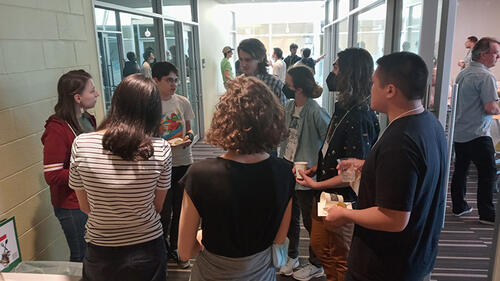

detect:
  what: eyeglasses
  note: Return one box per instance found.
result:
[165,77,179,84]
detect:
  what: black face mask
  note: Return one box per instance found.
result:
[326,72,337,92]
[282,84,296,99]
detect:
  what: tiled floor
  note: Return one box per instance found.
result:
[165,141,496,280]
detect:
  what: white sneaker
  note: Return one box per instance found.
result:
[292,264,325,281]
[278,257,299,276]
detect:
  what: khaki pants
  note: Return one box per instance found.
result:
[310,205,354,281]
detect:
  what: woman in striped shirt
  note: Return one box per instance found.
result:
[69,74,172,281]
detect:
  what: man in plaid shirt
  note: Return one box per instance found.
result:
[237,38,286,105]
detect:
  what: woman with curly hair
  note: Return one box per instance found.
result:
[178,77,295,281]
[296,48,380,281]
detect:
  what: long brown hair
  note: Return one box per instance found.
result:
[287,65,323,98]
[98,74,162,161]
[55,70,92,135]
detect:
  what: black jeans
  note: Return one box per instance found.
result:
[287,190,322,267]
[451,136,496,221]
[160,165,190,253]
[83,237,167,281]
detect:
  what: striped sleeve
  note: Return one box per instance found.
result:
[69,137,84,190]
[157,140,172,190]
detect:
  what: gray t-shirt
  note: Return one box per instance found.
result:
[454,61,499,143]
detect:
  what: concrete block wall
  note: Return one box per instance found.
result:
[0,0,103,261]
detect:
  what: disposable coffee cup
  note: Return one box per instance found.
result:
[294,162,308,180]
[338,158,356,182]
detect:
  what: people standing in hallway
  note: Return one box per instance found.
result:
[296,48,379,281]
[152,61,195,268]
[123,52,140,78]
[178,77,294,281]
[329,52,447,281]
[220,46,235,89]
[451,37,500,225]
[295,48,325,75]
[284,43,301,70]
[41,70,98,262]
[69,74,171,281]
[278,65,330,280]
[458,36,478,69]
[238,38,286,104]
[272,47,287,83]
[142,47,155,78]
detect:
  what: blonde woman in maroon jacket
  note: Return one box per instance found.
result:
[41,70,99,262]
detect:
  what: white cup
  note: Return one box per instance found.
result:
[294,162,308,180]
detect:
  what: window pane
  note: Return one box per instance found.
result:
[95,8,117,31]
[163,0,192,22]
[357,0,377,8]
[400,0,423,53]
[120,13,158,71]
[98,0,153,13]
[327,0,334,23]
[338,0,350,18]
[337,19,348,52]
[164,20,180,73]
[237,24,269,35]
[356,4,386,62]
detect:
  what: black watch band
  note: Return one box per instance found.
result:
[186,132,194,141]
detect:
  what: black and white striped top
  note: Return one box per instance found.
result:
[69,132,172,247]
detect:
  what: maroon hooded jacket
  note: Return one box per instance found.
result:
[41,114,96,209]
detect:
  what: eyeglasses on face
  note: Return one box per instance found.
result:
[165,77,179,84]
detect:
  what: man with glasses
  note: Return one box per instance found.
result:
[152,62,195,269]
[451,37,500,226]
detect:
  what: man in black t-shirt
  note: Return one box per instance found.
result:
[284,43,301,70]
[327,52,447,281]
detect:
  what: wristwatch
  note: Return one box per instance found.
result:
[186,132,194,141]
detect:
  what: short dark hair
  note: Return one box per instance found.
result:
[152,61,179,80]
[206,77,287,154]
[126,52,136,62]
[302,48,311,58]
[143,47,154,62]
[98,74,162,161]
[471,37,500,61]
[290,43,298,50]
[237,38,268,74]
[55,70,93,135]
[273,48,283,59]
[467,36,478,43]
[376,52,428,100]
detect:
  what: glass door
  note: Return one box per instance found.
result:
[181,24,202,140]
[98,32,122,111]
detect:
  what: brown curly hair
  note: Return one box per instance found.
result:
[206,77,287,154]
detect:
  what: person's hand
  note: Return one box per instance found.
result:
[337,158,364,174]
[196,229,204,250]
[325,205,349,228]
[182,135,192,148]
[304,165,317,177]
[296,170,318,188]
[458,61,465,67]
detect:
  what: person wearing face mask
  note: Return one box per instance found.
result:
[296,48,379,281]
[142,47,155,78]
[278,65,330,280]
[41,70,99,262]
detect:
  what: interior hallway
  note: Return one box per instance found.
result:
[165,141,495,281]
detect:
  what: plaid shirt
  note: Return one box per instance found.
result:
[256,73,286,105]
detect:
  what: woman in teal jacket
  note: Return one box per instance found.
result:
[278,65,330,280]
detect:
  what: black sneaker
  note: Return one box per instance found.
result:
[453,206,473,217]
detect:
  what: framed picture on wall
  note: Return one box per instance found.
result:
[0,217,22,272]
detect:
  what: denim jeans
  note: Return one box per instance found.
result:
[160,165,189,254]
[287,190,322,267]
[53,207,87,262]
[451,136,497,221]
[83,236,167,281]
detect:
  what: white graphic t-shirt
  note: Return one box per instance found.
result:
[160,94,195,166]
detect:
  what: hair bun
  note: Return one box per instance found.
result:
[311,83,323,99]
